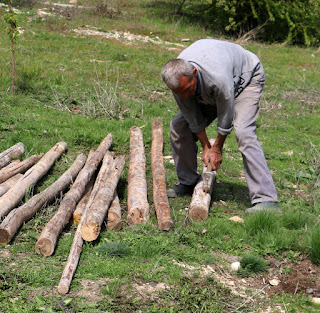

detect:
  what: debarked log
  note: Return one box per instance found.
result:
[151,119,173,231]
[35,134,112,256]
[58,149,115,294]
[0,142,25,170]
[106,192,122,231]
[72,176,95,225]
[0,153,44,184]
[127,126,149,225]
[81,152,125,242]
[0,142,68,220]
[0,154,86,244]
[189,139,216,221]
[0,174,23,197]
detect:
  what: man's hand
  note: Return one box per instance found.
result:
[202,144,223,170]
[196,130,227,171]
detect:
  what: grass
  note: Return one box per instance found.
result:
[0,0,320,312]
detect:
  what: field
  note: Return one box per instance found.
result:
[0,0,320,312]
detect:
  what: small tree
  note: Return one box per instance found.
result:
[3,0,18,95]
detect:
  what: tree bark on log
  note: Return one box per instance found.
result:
[0,154,44,184]
[58,148,115,294]
[0,154,86,244]
[106,192,122,231]
[0,142,67,220]
[81,152,125,242]
[0,142,25,170]
[0,174,23,197]
[151,119,174,231]
[127,126,149,225]
[72,176,94,225]
[189,139,216,221]
[1,160,21,171]
[35,135,112,256]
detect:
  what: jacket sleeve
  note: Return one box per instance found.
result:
[173,93,208,133]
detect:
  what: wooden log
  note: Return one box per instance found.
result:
[151,119,174,231]
[72,176,94,225]
[0,142,67,220]
[1,160,21,171]
[189,139,216,221]
[127,126,149,225]
[0,154,44,184]
[106,192,122,231]
[35,135,112,256]
[0,142,25,170]
[81,152,125,242]
[0,154,86,244]
[58,149,115,294]
[0,174,23,197]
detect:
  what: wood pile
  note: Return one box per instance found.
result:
[0,119,200,293]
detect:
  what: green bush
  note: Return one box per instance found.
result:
[178,0,320,46]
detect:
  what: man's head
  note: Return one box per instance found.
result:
[161,59,198,99]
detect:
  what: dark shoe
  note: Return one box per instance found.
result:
[245,201,282,214]
[167,183,196,198]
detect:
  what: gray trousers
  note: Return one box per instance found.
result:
[170,64,278,204]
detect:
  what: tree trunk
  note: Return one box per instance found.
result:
[72,176,95,225]
[0,174,23,197]
[0,142,67,220]
[58,148,115,294]
[0,142,24,170]
[189,139,216,221]
[106,192,122,231]
[0,154,44,184]
[0,154,86,244]
[151,119,174,231]
[127,126,149,225]
[35,135,112,256]
[81,152,125,242]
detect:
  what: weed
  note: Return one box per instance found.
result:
[245,210,281,235]
[237,254,269,277]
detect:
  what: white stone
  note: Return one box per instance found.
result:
[229,216,244,223]
[311,297,320,304]
[269,279,280,286]
[231,262,241,271]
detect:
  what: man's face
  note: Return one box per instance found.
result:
[172,68,198,99]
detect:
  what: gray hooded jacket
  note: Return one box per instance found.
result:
[173,39,261,135]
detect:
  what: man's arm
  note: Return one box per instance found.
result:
[196,129,227,170]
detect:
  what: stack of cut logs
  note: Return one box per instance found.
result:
[0,118,214,294]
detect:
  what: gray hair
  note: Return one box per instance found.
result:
[161,59,194,90]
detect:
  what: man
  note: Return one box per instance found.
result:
[161,39,281,213]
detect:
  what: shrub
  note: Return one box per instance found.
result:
[176,0,320,46]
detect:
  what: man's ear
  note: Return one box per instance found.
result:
[193,67,198,75]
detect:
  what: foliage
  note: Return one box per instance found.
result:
[176,0,320,46]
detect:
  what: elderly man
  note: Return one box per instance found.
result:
[161,39,280,213]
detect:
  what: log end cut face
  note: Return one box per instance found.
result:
[81,221,101,242]
[35,238,55,257]
[158,218,174,231]
[57,284,69,295]
[188,207,209,221]
[0,229,10,244]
